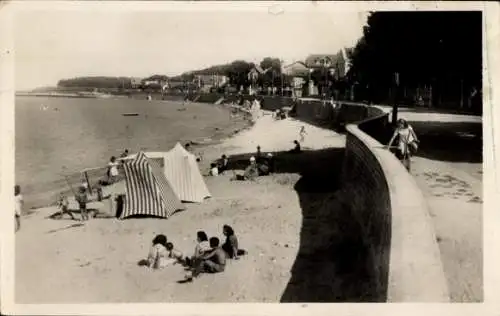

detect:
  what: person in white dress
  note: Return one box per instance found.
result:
[387,118,420,171]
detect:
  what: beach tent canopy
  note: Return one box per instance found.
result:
[121,151,185,219]
[119,145,211,203]
[163,143,211,203]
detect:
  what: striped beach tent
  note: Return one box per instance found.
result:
[163,143,211,203]
[121,151,184,219]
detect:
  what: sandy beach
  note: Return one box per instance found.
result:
[15,113,346,303]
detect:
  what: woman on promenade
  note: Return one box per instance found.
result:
[387,118,420,172]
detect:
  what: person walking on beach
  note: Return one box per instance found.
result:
[75,185,89,221]
[386,118,420,172]
[299,126,307,143]
[14,185,23,232]
[57,193,75,220]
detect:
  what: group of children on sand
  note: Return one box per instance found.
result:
[209,154,229,176]
[144,224,245,282]
[208,140,305,182]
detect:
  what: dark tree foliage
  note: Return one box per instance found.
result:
[259,57,283,87]
[225,60,254,88]
[349,11,482,111]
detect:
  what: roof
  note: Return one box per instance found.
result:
[304,49,352,78]
[283,61,310,77]
[304,54,340,68]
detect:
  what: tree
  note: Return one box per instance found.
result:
[259,57,282,88]
[225,60,254,89]
[348,11,482,113]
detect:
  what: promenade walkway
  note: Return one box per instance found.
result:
[398,110,483,302]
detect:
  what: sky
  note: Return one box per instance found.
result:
[13,4,368,90]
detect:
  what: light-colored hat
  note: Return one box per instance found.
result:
[249,156,256,162]
[267,153,273,157]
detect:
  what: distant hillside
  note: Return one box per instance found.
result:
[57,76,135,89]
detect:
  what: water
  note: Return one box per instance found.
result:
[15,96,245,207]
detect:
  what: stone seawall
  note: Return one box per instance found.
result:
[343,109,449,301]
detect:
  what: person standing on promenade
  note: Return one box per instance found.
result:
[386,118,420,172]
[14,185,23,232]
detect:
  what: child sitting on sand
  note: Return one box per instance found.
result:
[209,163,219,176]
[57,193,75,220]
[166,242,186,265]
[146,234,170,269]
[185,231,211,267]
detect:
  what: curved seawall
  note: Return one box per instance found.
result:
[178,93,450,301]
[342,106,449,301]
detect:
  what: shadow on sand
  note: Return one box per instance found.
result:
[408,120,482,164]
[218,147,386,302]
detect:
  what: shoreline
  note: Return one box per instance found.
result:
[15,106,346,304]
[18,101,254,211]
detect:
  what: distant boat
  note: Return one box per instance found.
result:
[122,113,139,117]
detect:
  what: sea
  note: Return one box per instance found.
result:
[15,96,247,208]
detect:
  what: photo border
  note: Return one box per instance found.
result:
[1,1,499,315]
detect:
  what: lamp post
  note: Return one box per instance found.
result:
[392,72,400,125]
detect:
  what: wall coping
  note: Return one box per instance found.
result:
[346,111,450,302]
